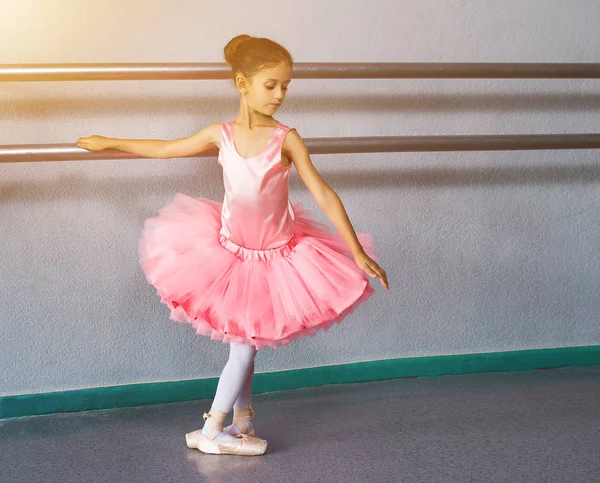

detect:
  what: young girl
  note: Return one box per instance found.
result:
[77,34,389,456]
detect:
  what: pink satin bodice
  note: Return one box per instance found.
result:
[218,120,296,251]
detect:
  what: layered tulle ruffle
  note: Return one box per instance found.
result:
[138,193,377,350]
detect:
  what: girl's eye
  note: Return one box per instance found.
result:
[266,86,289,91]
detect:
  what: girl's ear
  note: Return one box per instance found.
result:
[235,74,249,94]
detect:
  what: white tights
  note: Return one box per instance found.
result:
[211,342,257,413]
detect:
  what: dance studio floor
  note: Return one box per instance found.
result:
[1,366,598,483]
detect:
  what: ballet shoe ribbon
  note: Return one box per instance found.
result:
[235,433,249,444]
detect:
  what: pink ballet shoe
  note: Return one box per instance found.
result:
[185,411,267,456]
[223,403,257,437]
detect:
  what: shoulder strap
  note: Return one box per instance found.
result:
[273,122,296,145]
[274,123,297,154]
[220,121,234,150]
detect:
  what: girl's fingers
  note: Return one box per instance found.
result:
[358,256,389,289]
[365,265,377,277]
[367,263,378,277]
[370,262,389,289]
[380,272,389,288]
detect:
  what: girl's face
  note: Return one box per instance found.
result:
[240,62,292,116]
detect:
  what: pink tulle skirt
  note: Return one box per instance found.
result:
[137,193,377,350]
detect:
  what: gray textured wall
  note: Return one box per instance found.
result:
[1,0,599,397]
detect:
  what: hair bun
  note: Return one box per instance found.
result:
[224,34,253,64]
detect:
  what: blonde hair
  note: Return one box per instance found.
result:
[224,34,293,84]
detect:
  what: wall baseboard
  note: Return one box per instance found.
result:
[2,344,599,420]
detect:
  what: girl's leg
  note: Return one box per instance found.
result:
[201,342,257,440]
[234,360,254,408]
[222,361,256,435]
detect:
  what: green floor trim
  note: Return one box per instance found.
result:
[2,344,599,420]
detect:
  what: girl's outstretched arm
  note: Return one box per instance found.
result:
[284,130,389,290]
[77,123,221,159]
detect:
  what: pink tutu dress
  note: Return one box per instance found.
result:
[138,120,378,349]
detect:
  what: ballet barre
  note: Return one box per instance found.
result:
[2,134,600,163]
[2,62,600,163]
[2,62,600,81]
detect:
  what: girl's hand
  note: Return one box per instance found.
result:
[76,135,111,152]
[354,251,389,289]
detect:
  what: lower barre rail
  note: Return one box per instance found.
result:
[2,134,600,163]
